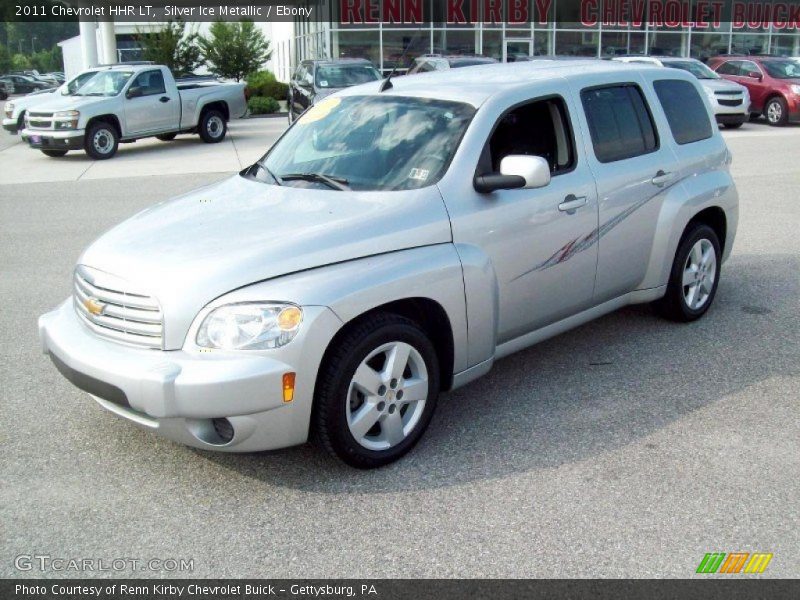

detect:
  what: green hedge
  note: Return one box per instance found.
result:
[246,71,289,101]
[247,96,280,115]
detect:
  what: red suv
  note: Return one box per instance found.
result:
[708,56,800,126]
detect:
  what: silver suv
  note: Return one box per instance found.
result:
[39,61,738,468]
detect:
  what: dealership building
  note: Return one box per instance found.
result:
[269,0,800,79]
[59,1,800,81]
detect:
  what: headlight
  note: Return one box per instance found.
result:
[790,84,800,95]
[53,110,79,129]
[703,86,717,102]
[4,102,13,119]
[196,303,303,350]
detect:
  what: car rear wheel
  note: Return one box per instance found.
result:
[84,122,119,160]
[156,132,177,141]
[765,97,788,126]
[41,149,68,157]
[312,313,440,469]
[198,109,226,143]
[655,223,721,322]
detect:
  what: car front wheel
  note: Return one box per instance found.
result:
[656,223,721,322]
[312,313,440,468]
[84,122,119,160]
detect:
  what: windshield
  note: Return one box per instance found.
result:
[73,71,133,96]
[258,95,475,191]
[315,65,381,89]
[63,71,100,95]
[666,60,719,79]
[761,60,800,79]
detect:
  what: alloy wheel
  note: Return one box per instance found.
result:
[346,341,429,451]
[767,101,782,124]
[682,239,717,311]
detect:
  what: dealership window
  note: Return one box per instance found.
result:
[601,32,646,57]
[689,32,729,63]
[382,29,427,72]
[581,85,658,163]
[555,31,600,57]
[653,79,713,145]
[648,32,685,56]
[480,97,575,176]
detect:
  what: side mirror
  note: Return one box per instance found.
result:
[126,86,142,99]
[747,71,762,80]
[474,155,551,193]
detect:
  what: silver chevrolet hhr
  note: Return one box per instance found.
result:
[39,61,738,468]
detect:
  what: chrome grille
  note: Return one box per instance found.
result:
[27,111,55,130]
[73,267,163,349]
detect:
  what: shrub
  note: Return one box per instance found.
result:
[246,70,289,101]
[247,96,280,115]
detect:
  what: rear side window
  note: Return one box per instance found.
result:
[653,79,713,145]
[580,85,658,163]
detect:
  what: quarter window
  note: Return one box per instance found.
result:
[653,79,713,145]
[580,85,658,163]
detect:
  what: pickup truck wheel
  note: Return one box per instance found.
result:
[41,149,68,157]
[312,313,440,469]
[765,97,788,126]
[156,133,177,141]
[199,109,226,143]
[655,223,721,322]
[84,122,119,159]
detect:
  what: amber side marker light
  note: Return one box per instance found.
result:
[283,372,296,403]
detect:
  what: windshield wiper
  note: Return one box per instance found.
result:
[279,172,350,191]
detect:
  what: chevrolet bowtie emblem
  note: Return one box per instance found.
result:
[83,297,105,316]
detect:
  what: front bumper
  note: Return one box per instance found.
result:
[39,300,341,452]
[715,113,747,125]
[21,127,85,150]
[2,117,19,134]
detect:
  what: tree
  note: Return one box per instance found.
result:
[135,20,201,77]
[0,44,10,74]
[11,53,31,70]
[198,21,271,81]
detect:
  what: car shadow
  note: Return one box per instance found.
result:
[187,252,797,492]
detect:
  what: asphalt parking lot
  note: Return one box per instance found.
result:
[0,120,798,578]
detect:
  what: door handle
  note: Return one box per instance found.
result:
[651,170,674,187]
[558,194,587,213]
[159,96,170,103]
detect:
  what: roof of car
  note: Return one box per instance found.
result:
[308,58,374,66]
[338,59,673,107]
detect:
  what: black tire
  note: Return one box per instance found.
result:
[723,122,743,129]
[764,97,789,126]
[655,223,721,322]
[84,121,119,160]
[312,313,441,469]
[198,109,226,143]
[41,149,67,157]
[156,132,177,141]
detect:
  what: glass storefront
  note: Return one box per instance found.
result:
[278,1,800,78]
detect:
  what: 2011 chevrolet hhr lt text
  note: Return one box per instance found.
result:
[39,61,739,468]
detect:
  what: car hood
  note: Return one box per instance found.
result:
[699,78,747,92]
[29,95,113,113]
[79,174,452,348]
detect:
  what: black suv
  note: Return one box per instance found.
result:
[287,58,381,123]
[407,55,498,75]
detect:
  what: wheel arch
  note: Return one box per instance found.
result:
[318,298,456,393]
[199,100,229,122]
[86,114,121,137]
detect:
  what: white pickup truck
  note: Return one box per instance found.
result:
[20,63,247,159]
